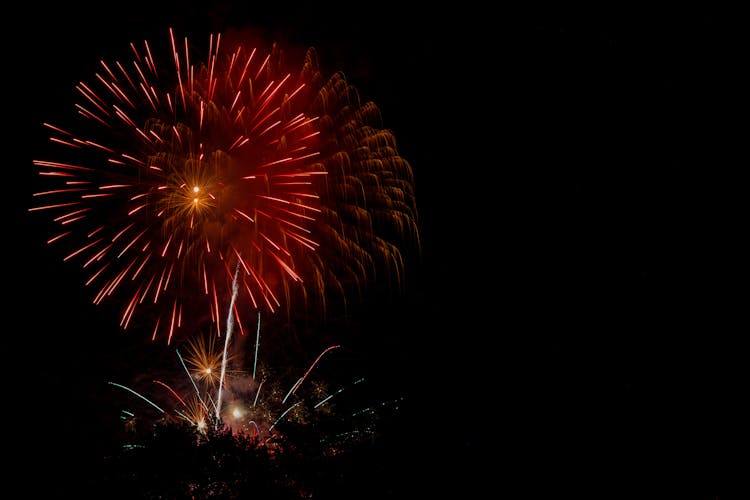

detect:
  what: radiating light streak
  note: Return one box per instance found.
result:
[269,401,302,432]
[215,262,241,426]
[253,312,261,379]
[176,349,210,414]
[108,382,164,413]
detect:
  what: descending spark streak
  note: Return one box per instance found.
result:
[269,401,302,432]
[248,420,260,437]
[253,379,264,408]
[174,410,192,424]
[282,377,304,404]
[153,379,189,409]
[176,349,209,414]
[215,262,241,425]
[289,345,341,399]
[252,312,261,379]
[108,381,164,413]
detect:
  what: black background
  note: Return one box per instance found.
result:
[5,3,745,498]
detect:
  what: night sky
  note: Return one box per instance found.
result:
[6,4,745,498]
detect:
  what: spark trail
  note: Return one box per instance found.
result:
[253,311,261,379]
[216,262,240,425]
[108,381,164,413]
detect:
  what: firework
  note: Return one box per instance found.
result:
[108,353,394,500]
[216,262,241,423]
[31,29,418,342]
[106,283,403,499]
[183,334,226,389]
[116,332,361,447]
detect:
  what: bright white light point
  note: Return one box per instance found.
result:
[197,420,206,430]
[232,408,242,418]
[205,368,211,374]
[193,198,199,203]
[193,186,200,193]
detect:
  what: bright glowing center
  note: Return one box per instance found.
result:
[205,368,211,374]
[193,186,200,193]
[232,408,242,418]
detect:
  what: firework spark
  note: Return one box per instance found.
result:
[32,29,418,343]
[183,336,223,388]
[216,262,241,424]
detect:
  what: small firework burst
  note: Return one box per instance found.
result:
[184,334,231,389]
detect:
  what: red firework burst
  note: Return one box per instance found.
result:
[31,29,418,343]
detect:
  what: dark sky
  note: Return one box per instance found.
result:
[6,3,745,497]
